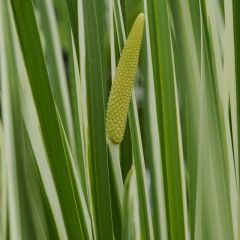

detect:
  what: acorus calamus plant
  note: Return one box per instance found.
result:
[0,0,240,239]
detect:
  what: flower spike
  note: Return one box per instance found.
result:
[106,13,145,144]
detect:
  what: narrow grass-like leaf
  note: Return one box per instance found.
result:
[0,1,25,238]
[0,122,7,240]
[20,69,68,239]
[168,0,201,236]
[65,0,79,61]
[142,2,168,238]
[145,0,188,239]
[194,3,235,239]
[36,0,89,201]
[9,0,91,238]
[122,167,141,240]
[23,133,60,240]
[81,0,114,239]
[233,0,240,192]
[35,0,76,156]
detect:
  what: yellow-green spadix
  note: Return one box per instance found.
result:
[106,13,145,144]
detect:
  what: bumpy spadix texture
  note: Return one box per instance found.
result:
[106,13,144,144]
